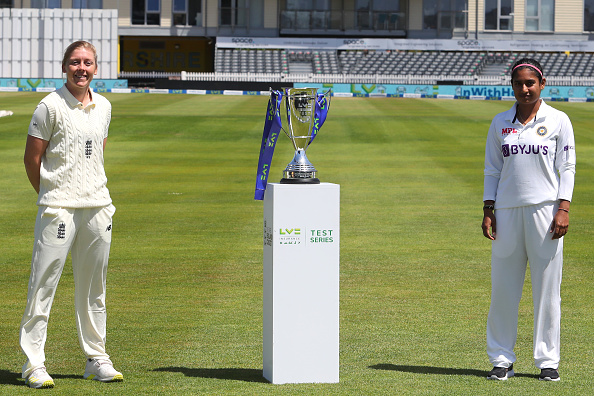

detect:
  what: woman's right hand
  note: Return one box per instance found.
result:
[482,210,496,240]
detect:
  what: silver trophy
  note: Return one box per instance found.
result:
[280,87,331,184]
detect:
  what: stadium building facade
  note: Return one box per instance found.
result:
[3,0,594,40]
[2,0,594,82]
[3,0,594,38]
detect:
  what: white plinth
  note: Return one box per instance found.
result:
[263,182,340,384]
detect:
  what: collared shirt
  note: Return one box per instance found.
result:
[483,100,576,209]
[28,85,112,208]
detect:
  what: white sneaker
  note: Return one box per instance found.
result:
[25,366,55,388]
[83,358,124,382]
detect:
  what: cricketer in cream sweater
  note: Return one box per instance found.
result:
[28,84,112,207]
[20,41,123,389]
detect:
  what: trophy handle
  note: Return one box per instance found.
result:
[321,88,332,111]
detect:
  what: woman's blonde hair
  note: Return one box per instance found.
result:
[62,41,97,69]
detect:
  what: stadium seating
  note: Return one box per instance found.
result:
[338,50,486,75]
[513,51,594,77]
[213,48,594,77]
[214,48,288,73]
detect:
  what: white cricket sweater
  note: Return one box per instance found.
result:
[28,85,112,208]
[483,100,576,209]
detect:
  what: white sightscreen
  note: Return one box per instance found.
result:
[0,8,118,79]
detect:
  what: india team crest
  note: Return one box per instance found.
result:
[536,126,548,136]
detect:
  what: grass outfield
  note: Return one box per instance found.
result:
[0,92,592,395]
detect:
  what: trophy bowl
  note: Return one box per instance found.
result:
[280,87,328,184]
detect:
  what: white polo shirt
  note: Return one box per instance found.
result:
[28,85,112,208]
[483,100,576,209]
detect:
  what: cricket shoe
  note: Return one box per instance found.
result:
[539,368,560,381]
[487,364,514,380]
[83,358,124,382]
[25,366,55,389]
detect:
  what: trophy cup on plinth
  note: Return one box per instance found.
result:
[280,87,331,184]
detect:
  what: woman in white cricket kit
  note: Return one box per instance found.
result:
[20,41,123,389]
[482,58,576,382]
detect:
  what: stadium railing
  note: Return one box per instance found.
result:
[179,72,477,85]
[118,71,594,86]
[119,71,181,79]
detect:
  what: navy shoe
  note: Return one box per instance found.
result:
[539,368,560,381]
[487,364,514,380]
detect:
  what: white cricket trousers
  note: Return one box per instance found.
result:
[487,202,563,370]
[20,204,115,378]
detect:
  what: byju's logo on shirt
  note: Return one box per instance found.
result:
[502,144,549,157]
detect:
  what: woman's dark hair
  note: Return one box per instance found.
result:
[510,58,544,83]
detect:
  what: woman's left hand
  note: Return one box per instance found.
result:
[550,209,569,239]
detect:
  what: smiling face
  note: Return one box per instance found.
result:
[511,67,545,105]
[62,46,98,93]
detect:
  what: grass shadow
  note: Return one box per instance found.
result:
[369,364,539,379]
[153,367,269,383]
[0,369,82,386]
[0,370,22,386]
